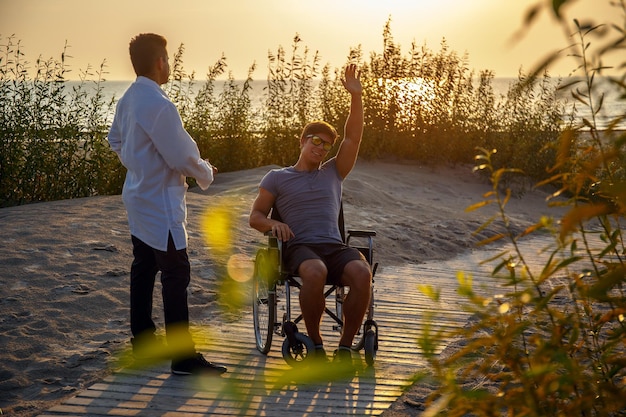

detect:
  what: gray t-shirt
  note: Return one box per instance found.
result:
[260,158,343,246]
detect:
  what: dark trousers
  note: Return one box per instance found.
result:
[130,234,195,353]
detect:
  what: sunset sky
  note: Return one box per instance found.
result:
[0,0,620,81]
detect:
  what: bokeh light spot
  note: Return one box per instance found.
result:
[201,204,234,255]
[227,253,254,283]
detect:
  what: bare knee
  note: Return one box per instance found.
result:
[342,260,372,293]
[298,259,327,291]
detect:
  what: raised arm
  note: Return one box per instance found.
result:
[335,64,364,179]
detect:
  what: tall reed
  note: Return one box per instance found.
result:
[258,34,323,167]
[0,36,123,207]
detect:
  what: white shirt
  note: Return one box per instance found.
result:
[108,76,213,251]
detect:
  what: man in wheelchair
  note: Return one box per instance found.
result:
[249,64,370,364]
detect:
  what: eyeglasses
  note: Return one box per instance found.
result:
[306,135,333,152]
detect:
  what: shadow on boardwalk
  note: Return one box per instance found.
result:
[39,237,555,416]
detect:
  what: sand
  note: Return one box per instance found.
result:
[0,160,564,416]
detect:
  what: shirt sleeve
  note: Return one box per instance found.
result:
[107,110,122,160]
[148,102,214,190]
[259,170,277,196]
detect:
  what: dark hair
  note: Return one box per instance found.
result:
[128,33,167,77]
[301,120,338,143]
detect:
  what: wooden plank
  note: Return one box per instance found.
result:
[41,237,560,416]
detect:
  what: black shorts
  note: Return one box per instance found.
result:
[284,243,366,285]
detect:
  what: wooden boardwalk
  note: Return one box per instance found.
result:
[39,238,552,417]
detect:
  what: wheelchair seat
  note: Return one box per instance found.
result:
[252,203,379,366]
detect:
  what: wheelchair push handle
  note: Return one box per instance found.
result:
[347,230,376,237]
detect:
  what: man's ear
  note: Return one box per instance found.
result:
[156,56,165,70]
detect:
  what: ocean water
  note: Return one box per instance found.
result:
[81,77,625,130]
[491,77,625,130]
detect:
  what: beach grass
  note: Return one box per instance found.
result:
[396,3,626,416]
[3,20,566,207]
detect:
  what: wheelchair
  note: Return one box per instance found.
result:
[252,205,379,367]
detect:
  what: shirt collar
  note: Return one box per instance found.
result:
[136,76,161,89]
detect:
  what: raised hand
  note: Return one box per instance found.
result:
[341,64,362,96]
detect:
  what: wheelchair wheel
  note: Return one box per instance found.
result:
[253,249,277,354]
[352,329,365,351]
[281,331,316,367]
[356,319,378,366]
[364,328,377,366]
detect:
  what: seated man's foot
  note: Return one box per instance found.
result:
[333,346,356,370]
[171,353,227,375]
[314,344,329,362]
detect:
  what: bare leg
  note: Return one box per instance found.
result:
[338,260,372,348]
[297,259,328,345]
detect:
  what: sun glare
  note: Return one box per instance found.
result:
[399,77,436,103]
[379,77,436,119]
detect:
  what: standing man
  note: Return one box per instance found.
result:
[249,64,370,364]
[108,33,226,375]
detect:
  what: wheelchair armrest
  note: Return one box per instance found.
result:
[347,230,376,237]
[264,231,281,249]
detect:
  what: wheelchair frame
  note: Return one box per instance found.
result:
[252,206,379,366]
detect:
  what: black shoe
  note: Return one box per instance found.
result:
[333,347,355,368]
[171,353,227,375]
[314,346,329,362]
